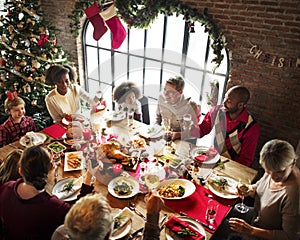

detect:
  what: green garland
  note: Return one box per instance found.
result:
[69,0,226,71]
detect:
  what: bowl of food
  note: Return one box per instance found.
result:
[108,176,140,199]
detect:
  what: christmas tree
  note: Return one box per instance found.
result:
[0,0,69,129]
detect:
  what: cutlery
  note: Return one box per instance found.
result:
[8,143,20,149]
[179,211,215,231]
[129,202,146,221]
[159,213,168,230]
[127,227,144,239]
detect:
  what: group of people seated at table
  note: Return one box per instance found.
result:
[0,64,299,239]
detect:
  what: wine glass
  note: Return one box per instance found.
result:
[182,114,193,131]
[162,118,172,146]
[144,174,160,190]
[235,181,250,213]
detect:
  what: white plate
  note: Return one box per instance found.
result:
[64,151,84,171]
[190,146,220,164]
[111,207,133,240]
[207,174,238,199]
[153,179,196,200]
[52,177,82,201]
[166,216,206,240]
[141,124,164,139]
[108,176,140,199]
[19,132,47,146]
[110,111,126,122]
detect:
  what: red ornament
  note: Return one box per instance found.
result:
[37,34,49,47]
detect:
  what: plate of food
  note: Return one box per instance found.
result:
[165,216,206,240]
[111,207,133,240]
[159,154,182,169]
[52,177,83,201]
[153,179,196,200]
[108,176,140,199]
[140,124,164,139]
[207,174,238,199]
[64,151,84,171]
[190,146,220,164]
[20,132,47,147]
[110,111,126,122]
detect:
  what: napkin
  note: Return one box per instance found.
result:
[113,207,133,234]
[164,184,232,233]
[194,154,208,162]
[165,216,205,240]
[55,176,83,200]
[25,131,44,145]
[42,123,66,139]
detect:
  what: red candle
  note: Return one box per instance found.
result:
[113,163,123,175]
[83,128,92,140]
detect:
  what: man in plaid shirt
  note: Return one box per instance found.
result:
[191,85,260,167]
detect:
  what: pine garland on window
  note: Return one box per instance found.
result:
[69,0,226,71]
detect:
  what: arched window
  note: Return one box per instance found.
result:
[82,13,229,122]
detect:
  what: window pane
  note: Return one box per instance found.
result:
[85,24,98,46]
[129,28,144,51]
[146,14,164,49]
[86,46,98,78]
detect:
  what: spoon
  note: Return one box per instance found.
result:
[129,202,146,221]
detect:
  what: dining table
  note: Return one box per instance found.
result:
[0,110,258,240]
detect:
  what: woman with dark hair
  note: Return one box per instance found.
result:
[0,146,94,240]
[0,149,22,183]
[45,65,102,122]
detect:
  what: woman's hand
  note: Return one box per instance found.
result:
[229,217,253,235]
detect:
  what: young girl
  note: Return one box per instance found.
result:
[0,149,22,183]
[112,81,142,122]
[0,91,37,147]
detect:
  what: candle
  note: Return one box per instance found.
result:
[113,163,123,175]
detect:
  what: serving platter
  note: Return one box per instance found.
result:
[64,151,84,171]
[108,176,140,199]
[153,179,196,200]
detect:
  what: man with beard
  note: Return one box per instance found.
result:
[191,85,260,167]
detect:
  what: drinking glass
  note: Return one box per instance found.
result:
[162,118,172,146]
[235,181,250,213]
[71,122,83,150]
[182,114,193,131]
[206,199,219,224]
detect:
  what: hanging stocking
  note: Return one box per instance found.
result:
[84,3,107,41]
[100,4,126,49]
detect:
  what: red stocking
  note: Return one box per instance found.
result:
[100,4,126,49]
[84,3,107,41]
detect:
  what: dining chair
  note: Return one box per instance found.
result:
[139,96,150,125]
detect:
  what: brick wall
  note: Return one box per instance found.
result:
[41,0,300,154]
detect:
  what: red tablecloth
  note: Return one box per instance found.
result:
[164,184,232,233]
[42,123,66,139]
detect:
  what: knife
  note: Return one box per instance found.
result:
[179,211,215,231]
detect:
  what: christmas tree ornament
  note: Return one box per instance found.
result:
[32,60,41,69]
[27,76,33,81]
[18,12,24,20]
[23,83,31,93]
[52,47,58,53]
[8,25,13,34]
[0,58,6,66]
[1,36,7,42]
[38,34,49,47]
[100,4,126,49]
[12,41,18,48]
[20,60,27,67]
[84,3,108,41]
[41,53,47,58]
[31,100,37,106]
[14,64,21,71]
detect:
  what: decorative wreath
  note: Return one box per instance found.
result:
[69,0,226,71]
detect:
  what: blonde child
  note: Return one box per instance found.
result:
[0,91,37,147]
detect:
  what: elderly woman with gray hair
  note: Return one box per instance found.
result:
[214,139,300,240]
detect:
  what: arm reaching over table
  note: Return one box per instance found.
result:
[143,192,164,240]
